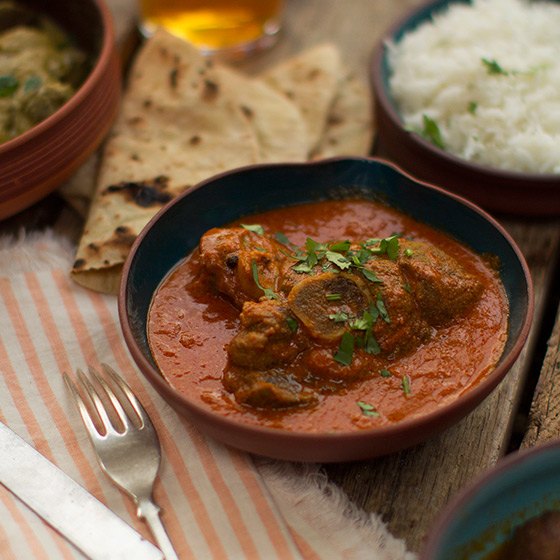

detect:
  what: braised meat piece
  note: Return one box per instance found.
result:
[223,369,317,409]
[365,257,432,358]
[226,298,313,408]
[228,299,301,370]
[397,240,483,326]
[199,227,283,309]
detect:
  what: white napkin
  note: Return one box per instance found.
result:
[0,228,415,560]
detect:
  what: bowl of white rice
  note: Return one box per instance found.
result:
[372,0,560,216]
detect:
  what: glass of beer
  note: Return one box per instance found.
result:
[139,0,284,57]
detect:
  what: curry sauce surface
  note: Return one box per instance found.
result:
[147,199,509,432]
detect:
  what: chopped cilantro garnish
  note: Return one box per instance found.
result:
[329,240,352,252]
[468,101,477,115]
[482,58,508,76]
[251,259,278,300]
[274,231,292,245]
[292,261,315,274]
[363,331,381,355]
[351,305,381,355]
[381,236,400,261]
[241,224,264,235]
[329,311,349,323]
[369,235,401,261]
[357,401,379,417]
[0,75,18,97]
[376,294,390,324]
[334,331,354,366]
[402,375,411,395]
[380,369,392,377]
[23,76,42,94]
[325,250,352,270]
[422,114,444,149]
[362,268,382,283]
[404,248,413,257]
[286,317,298,333]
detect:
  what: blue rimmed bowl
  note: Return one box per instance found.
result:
[421,440,560,559]
[118,157,533,462]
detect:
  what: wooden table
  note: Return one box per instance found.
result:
[2,0,560,553]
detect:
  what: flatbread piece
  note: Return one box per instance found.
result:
[71,29,259,293]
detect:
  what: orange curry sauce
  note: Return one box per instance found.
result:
[147,199,509,432]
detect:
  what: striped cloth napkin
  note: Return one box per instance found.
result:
[0,229,414,560]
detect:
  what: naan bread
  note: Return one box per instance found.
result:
[216,65,309,163]
[262,43,344,157]
[71,29,259,293]
[312,73,374,159]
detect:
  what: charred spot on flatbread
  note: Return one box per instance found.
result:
[104,176,172,208]
[202,79,219,102]
[72,226,138,273]
[169,68,179,89]
[240,105,254,120]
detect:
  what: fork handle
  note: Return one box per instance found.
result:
[138,499,180,560]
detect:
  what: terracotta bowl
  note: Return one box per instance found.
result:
[371,0,560,217]
[0,0,121,220]
[118,157,533,463]
[421,440,560,559]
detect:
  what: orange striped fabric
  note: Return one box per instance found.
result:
[0,267,311,560]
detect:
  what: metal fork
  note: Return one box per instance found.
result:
[64,364,179,560]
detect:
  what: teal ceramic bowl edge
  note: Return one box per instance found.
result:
[421,440,560,559]
[118,156,534,462]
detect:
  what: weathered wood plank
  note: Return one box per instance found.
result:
[522,305,560,447]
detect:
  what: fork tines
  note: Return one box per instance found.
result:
[64,364,146,436]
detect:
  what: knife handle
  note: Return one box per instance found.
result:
[138,499,179,560]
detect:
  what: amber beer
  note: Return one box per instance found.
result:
[139,0,284,54]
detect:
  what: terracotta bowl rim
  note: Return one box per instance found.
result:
[0,0,115,157]
[118,157,534,460]
[371,0,560,186]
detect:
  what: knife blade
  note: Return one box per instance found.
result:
[0,421,164,560]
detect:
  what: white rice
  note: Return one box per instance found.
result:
[387,0,560,174]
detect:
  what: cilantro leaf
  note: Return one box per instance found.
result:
[376,294,390,324]
[23,76,42,94]
[251,259,278,300]
[334,331,354,366]
[329,311,349,323]
[402,374,411,395]
[0,75,18,97]
[241,224,264,235]
[274,231,292,245]
[357,401,379,417]
[325,250,352,270]
[422,114,444,149]
[482,58,508,76]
